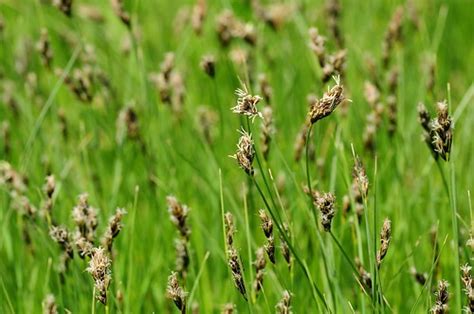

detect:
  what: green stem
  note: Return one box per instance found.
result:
[253,179,328,311]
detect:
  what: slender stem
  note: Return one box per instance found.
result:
[253,179,328,310]
[92,286,96,314]
[305,123,337,312]
[329,231,359,275]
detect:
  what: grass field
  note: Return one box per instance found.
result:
[0,0,473,313]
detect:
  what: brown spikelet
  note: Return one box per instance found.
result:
[230,128,255,176]
[72,193,98,243]
[101,208,127,253]
[191,0,206,35]
[322,50,347,83]
[461,264,474,313]
[167,272,187,314]
[197,106,218,145]
[308,27,326,67]
[355,257,372,292]
[376,218,391,268]
[431,280,449,314]
[276,290,292,314]
[1,121,10,156]
[175,238,190,279]
[86,247,112,304]
[308,77,345,124]
[42,294,58,314]
[253,247,266,294]
[49,225,74,277]
[216,10,236,47]
[228,247,247,299]
[261,106,274,161]
[258,209,275,263]
[410,267,427,286]
[314,192,336,232]
[53,0,73,17]
[224,212,235,247]
[258,74,273,104]
[326,0,343,48]
[221,303,236,314]
[280,223,291,269]
[294,122,309,162]
[382,6,404,68]
[430,101,452,161]
[36,29,53,69]
[111,0,131,27]
[232,86,263,120]
[167,196,191,239]
[200,54,216,78]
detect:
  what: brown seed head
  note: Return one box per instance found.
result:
[431,280,449,314]
[230,129,255,176]
[42,294,58,314]
[200,54,216,78]
[376,218,392,268]
[308,78,345,124]
[315,192,336,231]
[166,196,191,239]
[232,86,262,120]
[86,247,112,304]
[276,290,292,314]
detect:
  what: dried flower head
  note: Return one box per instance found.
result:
[224,212,235,247]
[253,247,266,294]
[276,290,292,314]
[227,247,247,299]
[431,280,449,314]
[53,0,73,17]
[49,225,74,259]
[42,294,58,314]
[86,247,112,304]
[410,267,427,286]
[221,303,236,314]
[200,54,216,78]
[230,129,255,176]
[355,257,372,291]
[461,264,474,313]
[258,73,273,104]
[308,77,345,124]
[280,223,291,269]
[111,0,131,27]
[308,27,326,67]
[191,0,206,35]
[232,86,262,120]
[314,192,336,231]
[72,193,98,243]
[37,28,53,69]
[167,196,191,239]
[258,209,273,238]
[167,271,187,313]
[175,238,190,278]
[101,208,127,252]
[430,101,453,161]
[261,106,274,160]
[353,156,369,200]
[376,218,392,268]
